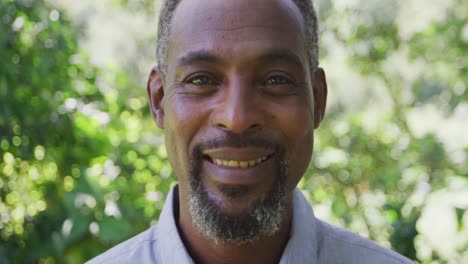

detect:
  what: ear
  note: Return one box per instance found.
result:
[312,67,328,129]
[147,65,165,129]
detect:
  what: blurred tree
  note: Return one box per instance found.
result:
[305,0,468,263]
[0,0,172,263]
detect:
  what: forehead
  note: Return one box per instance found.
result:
[167,0,307,68]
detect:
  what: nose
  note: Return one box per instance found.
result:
[210,79,264,134]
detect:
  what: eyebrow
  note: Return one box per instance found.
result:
[176,48,305,69]
[257,49,305,69]
[177,50,226,67]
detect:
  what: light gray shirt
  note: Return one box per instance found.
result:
[87,185,413,264]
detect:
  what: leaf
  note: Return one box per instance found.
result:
[98,216,133,244]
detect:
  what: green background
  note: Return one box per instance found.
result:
[1,0,467,263]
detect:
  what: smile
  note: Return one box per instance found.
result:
[202,147,274,169]
[201,147,276,185]
[212,157,269,168]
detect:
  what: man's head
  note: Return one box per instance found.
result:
[147,0,327,244]
[156,0,319,78]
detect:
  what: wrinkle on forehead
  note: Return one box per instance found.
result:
[165,0,311,81]
[170,0,306,43]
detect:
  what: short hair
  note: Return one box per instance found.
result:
[156,0,319,78]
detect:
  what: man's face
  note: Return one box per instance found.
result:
[148,0,326,242]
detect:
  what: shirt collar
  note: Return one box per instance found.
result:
[280,188,318,263]
[156,185,194,264]
[156,185,318,264]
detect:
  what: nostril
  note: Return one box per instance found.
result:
[249,123,261,130]
[210,105,264,133]
[215,123,227,129]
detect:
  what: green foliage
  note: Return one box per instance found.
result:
[1,0,467,263]
[304,1,468,262]
[0,0,172,263]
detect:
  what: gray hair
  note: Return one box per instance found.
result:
[156,0,319,78]
[186,140,289,243]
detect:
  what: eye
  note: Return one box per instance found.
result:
[262,73,297,96]
[265,75,292,85]
[188,75,215,86]
[180,73,220,96]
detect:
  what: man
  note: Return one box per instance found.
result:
[88,0,413,263]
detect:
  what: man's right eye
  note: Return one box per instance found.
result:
[187,75,214,86]
[180,74,220,96]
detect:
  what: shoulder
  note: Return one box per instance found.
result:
[315,219,413,264]
[86,225,160,264]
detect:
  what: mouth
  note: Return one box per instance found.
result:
[204,155,272,168]
[202,147,275,169]
[200,147,277,188]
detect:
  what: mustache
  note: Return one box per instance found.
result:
[189,132,288,179]
[197,132,280,150]
[195,132,280,151]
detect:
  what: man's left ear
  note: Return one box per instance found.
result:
[147,65,165,129]
[312,67,328,129]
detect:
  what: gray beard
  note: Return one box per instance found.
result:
[188,145,288,244]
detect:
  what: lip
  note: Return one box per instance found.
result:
[203,157,274,185]
[202,147,274,161]
[201,147,276,185]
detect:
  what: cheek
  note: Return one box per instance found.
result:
[163,99,204,179]
[286,131,313,191]
[163,96,213,162]
[164,97,205,141]
[273,101,314,188]
[273,98,314,139]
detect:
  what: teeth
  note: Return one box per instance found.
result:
[213,157,269,168]
[239,161,249,168]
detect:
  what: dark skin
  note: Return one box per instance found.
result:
[147,0,327,263]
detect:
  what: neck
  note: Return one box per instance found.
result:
[175,191,293,264]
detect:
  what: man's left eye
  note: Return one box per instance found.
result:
[265,75,291,85]
[261,73,298,96]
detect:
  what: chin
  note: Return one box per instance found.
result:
[189,179,288,243]
[186,137,290,242]
[207,183,272,216]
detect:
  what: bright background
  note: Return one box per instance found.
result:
[1,0,467,263]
